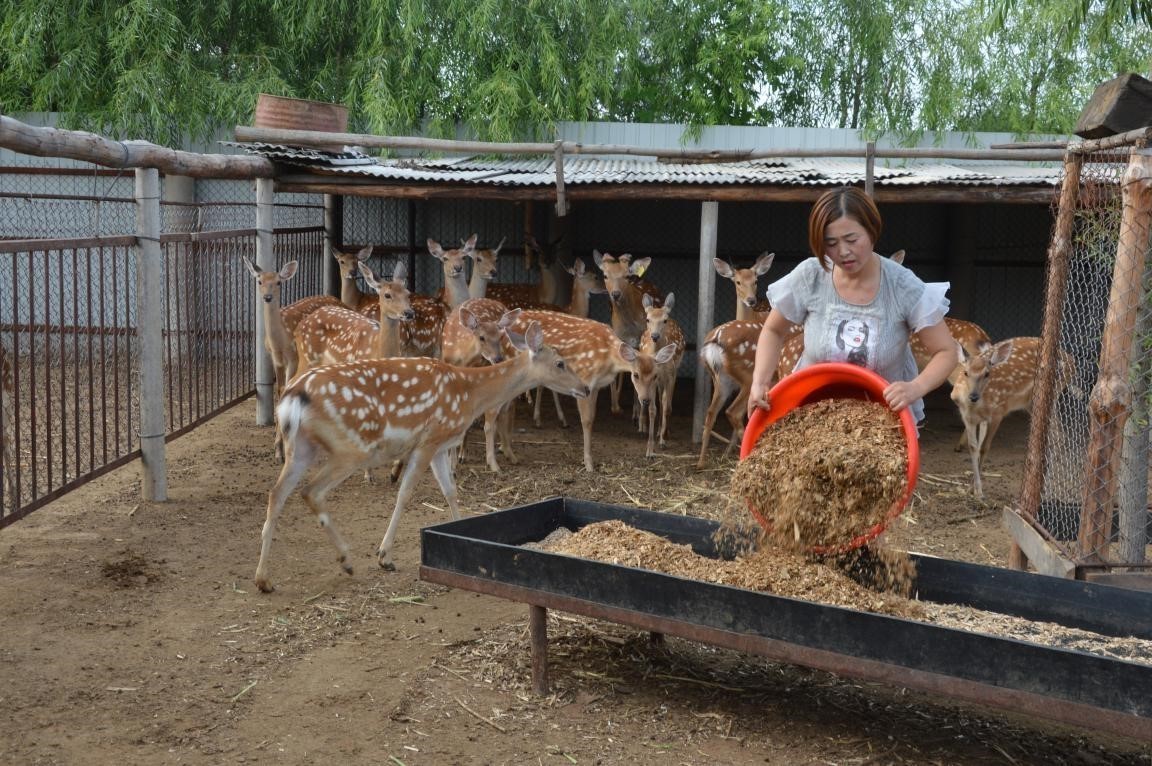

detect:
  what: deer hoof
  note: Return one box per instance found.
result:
[255,578,275,594]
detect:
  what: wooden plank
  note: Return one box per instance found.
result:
[1002,508,1076,578]
[1083,573,1152,592]
[1074,73,1152,139]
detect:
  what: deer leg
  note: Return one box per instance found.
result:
[428,447,462,521]
[658,376,676,447]
[254,438,318,593]
[576,390,600,472]
[721,388,750,459]
[483,408,502,473]
[968,420,988,499]
[609,373,622,415]
[532,385,544,427]
[299,460,361,578]
[980,416,1005,460]
[376,447,435,571]
[499,402,518,464]
[696,372,731,469]
[551,391,569,428]
[645,398,658,458]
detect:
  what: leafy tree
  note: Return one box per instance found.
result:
[0,0,1149,146]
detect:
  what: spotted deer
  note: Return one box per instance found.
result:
[390,236,485,358]
[508,310,651,472]
[952,337,1075,499]
[293,262,414,376]
[593,250,662,414]
[242,257,340,400]
[949,338,1073,499]
[333,246,381,315]
[254,321,589,592]
[440,298,524,472]
[466,237,503,299]
[713,252,775,321]
[485,235,568,309]
[529,256,607,428]
[631,292,685,456]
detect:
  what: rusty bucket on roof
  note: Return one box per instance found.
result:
[253,94,349,152]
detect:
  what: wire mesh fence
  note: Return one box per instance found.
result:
[0,164,325,527]
[1022,146,1152,572]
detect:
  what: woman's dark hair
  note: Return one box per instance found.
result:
[808,186,884,271]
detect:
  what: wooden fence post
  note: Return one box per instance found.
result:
[135,167,167,501]
[255,177,275,426]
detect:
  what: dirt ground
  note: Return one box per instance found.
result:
[1,388,1149,766]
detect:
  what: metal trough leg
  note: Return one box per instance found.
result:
[530,604,549,695]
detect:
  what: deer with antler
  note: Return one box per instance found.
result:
[254,320,589,592]
[952,336,1075,499]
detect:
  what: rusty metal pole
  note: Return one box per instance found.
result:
[529,604,549,695]
[1077,151,1152,561]
[1011,153,1082,570]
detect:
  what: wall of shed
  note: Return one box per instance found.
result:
[342,196,1054,365]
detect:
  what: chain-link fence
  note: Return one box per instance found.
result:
[0,163,325,527]
[1018,145,1152,573]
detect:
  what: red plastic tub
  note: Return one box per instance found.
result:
[738,363,920,553]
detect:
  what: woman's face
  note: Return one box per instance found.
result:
[841,318,867,348]
[824,216,874,274]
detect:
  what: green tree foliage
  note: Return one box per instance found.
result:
[0,0,1147,146]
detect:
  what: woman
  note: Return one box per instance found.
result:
[747,186,957,424]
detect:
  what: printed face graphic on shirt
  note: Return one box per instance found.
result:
[835,316,871,367]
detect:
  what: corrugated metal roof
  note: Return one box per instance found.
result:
[233,143,1062,188]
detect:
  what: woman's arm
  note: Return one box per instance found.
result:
[746,308,797,417]
[883,320,958,412]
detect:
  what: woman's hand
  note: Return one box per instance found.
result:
[746,381,771,418]
[883,380,922,412]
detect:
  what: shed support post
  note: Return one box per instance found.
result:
[255,177,275,426]
[693,201,720,444]
[135,167,167,501]
[323,193,342,296]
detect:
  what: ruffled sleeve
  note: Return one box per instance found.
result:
[765,258,819,325]
[909,281,951,332]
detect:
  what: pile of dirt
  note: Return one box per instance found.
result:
[546,520,923,619]
[730,398,908,552]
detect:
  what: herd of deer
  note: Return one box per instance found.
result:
[234,237,1068,591]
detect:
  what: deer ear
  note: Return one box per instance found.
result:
[618,342,637,363]
[460,307,478,331]
[492,236,506,255]
[392,260,408,283]
[427,239,444,258]
[663,293,675,311]
[356,246,373,261]
[278,261,299,281]
[955,339,969,362]
[642,293,653,308]
[655,343,678,364]
[359,263,379,290]
[890,249,906,265]
[592,250,604,268]
[498,308,522,328]
[463,234,478,251]
[525,321,544,352]
[241,257,261,278]
[629,257,651,277]
[991,341,1014,366]
[755,251,775,274]
[713,258,733,278]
